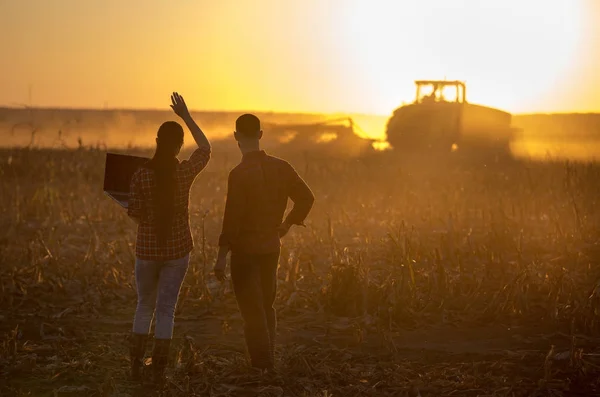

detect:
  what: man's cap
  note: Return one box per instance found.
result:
[236,114,261,137]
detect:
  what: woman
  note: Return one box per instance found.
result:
[127,93,211,385]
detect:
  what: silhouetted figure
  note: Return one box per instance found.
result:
[214,114,314,374]
[127,93,211,386]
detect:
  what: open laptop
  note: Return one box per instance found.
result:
[103,152,150,209]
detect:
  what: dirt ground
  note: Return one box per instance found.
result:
[2,286,599,397]
[1,146,600,396]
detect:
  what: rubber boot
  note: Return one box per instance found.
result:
[151,338,171,387]
[129,333,148,381]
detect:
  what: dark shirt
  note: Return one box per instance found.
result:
[218,150,314,254]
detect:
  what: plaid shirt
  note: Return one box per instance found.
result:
[218,150,314,254]
[128,146,211,261]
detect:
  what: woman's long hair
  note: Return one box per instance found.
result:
[145,121,184,246]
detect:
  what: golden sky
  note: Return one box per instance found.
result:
[1,0,598,115]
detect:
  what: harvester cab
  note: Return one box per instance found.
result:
[415,80,466,105]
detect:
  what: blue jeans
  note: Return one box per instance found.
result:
[132,254,189,339]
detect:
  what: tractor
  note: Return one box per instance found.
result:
[385,80,521,162]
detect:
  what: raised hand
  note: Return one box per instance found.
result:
[170,91,211,149]
[170,92,191,119]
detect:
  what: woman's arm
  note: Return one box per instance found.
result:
[170,92,211,150]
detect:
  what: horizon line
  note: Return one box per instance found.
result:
[1,104,600,118]
[0,104,391,118]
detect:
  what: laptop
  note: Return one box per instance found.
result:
[103,152,150,209]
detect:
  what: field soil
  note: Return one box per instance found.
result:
[1,134,600,396]
[2,293,599,397]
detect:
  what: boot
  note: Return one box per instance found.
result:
[129,333,148,381]
[151,338,171,387]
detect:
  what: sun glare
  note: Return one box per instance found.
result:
[339,0,585,115]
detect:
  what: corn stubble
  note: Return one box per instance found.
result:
[0,145,599,396]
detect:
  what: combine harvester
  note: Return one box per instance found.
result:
[385,80,522,164]
[261,117,377,157]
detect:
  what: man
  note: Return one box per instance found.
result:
[214,114,314,374]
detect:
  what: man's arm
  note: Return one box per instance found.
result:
[282,163,315,228]
[214,171,245,281]
[217,171,246,255]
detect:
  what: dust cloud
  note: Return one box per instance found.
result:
[1,107,599,162]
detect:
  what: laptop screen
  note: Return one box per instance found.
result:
[103,153,150,194]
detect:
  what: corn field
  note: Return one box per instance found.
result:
[1,141,599,396]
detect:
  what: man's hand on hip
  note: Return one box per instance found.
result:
[277,221,292,238]
[214,246,229,282]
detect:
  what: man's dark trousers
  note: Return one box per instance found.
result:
[230,250,279,370]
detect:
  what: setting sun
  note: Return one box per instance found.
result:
[0,0,597,118]
[339,0,585,115]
